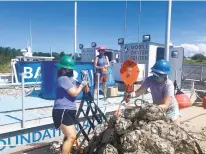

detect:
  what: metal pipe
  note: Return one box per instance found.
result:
[175,69,177,81]
[124,0,127,43]
[11,61,14,83]
[200,66,203,82]
[193,89,206,93]
[11,70,14,83]
[0,82,41,88]
[137,0,141,63]
[74,1,77,57]
[97,73,100,106]
[30,20,32,52]
[165,0,172,61]
[21,73,25,128]
[174,69,177,94]
[191,80,195,90]
[50,46,52,58]
[122,0,127,63]
[142,68,145,100]
[12,60,19,83]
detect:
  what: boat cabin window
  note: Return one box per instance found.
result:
[115,53,119,63]
[156,47,165,61]
[171,51,178,58]
[115,54,119,59]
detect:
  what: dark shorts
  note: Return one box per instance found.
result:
[52,109,77,129]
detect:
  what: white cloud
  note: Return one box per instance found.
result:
[179,43,206,57]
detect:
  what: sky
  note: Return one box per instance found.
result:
[0,1,206,57]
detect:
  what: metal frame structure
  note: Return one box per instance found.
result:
[182,64,206,83]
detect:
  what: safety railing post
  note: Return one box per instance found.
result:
[21,73,25,128]
[11,60,14,83]
[97,73,100,106]
[142,69,145,100]
[191,80,195,90]
[200,66,203,82]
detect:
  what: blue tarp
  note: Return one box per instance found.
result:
[106,68,116,87]
[99,67,116,92]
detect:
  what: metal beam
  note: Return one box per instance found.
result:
[165,0,172,61]
[74,1,77,57]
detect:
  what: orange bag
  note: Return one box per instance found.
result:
[203,96,206,109]
[175,89,192,109]
[101,67,107,73]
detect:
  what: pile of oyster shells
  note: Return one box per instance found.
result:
[83,103,205,154]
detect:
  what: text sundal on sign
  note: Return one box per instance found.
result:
[0,121,90,151]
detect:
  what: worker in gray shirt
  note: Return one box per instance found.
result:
[94,45,110,100]
[135,59,180,126]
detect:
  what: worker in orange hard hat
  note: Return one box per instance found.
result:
[93,45,110,101]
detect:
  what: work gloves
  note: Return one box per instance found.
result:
[80,80,88,87]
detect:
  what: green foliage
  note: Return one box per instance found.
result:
[60,51,65,58]
[184,59,206,64]
[191,54,206,61]
[0,64,11,73]
[0,46,79,73]
[0,47,21,72]
[184,54,206,64]
[0,47,22,58]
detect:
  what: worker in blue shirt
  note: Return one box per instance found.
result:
[52,55,87,154]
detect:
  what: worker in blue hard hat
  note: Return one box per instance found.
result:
[135,59,180,126]
[52,55,88,154]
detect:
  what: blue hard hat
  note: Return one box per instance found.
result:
[151,59,171,75]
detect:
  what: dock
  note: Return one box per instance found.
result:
[0,85,195,154]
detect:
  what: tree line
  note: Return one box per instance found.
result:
[0,46,80,65]
[0,46,205,64]
[184,54,206,64]
[189,54,206,61]
[32,51,73,59]
[0,46,82,72]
